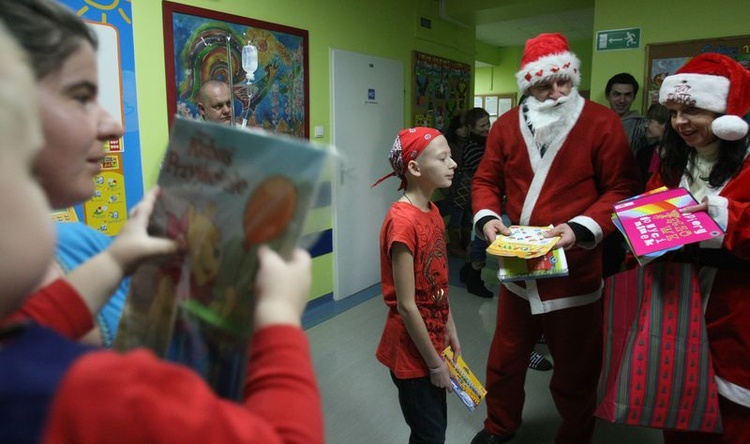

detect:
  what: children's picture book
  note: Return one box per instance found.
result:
[442,346,487,412]
[114,117,328,400]
[496,247,569,282]
[612,187,724,265]
[485,225,559,259]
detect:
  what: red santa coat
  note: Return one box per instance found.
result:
[472,96,641,314]
[647,149,750,408]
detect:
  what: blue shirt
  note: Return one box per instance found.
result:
[55,222,129,347]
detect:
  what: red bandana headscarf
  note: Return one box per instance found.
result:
[371,127,442,190]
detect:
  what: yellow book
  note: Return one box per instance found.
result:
[485,225,559,259]
[441,346,487,411]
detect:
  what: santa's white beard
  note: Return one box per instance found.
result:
[525,88,580,148]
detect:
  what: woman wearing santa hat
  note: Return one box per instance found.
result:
[650,53,750,443]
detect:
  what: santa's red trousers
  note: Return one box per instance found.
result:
[483,287,602,444]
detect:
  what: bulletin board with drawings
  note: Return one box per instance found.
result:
[644,35,750,109]
[412,51,472,132]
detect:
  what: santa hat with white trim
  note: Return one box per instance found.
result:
[659,53,750,141]
[516,32,581,93]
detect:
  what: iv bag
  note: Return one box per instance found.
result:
[242,44,258,80]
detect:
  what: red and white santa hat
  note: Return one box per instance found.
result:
[659,53,750,141]
[516,32,581,93]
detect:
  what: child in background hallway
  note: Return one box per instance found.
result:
[455,108,493,298]
[0,8,323,443]
[636,102,670,185]
[443,113,470,257]
[373,127,460,443]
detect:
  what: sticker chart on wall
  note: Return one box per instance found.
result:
[57,0,145,236]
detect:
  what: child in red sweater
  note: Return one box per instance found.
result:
[373,127,461,443]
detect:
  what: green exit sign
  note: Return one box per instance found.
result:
[596,28,641,51]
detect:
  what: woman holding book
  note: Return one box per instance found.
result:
[648,53,750,444]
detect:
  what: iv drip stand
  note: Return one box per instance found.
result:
[225,35,235,126]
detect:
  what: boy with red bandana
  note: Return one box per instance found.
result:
[374,127,461,443]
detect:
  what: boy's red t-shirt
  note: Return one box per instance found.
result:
[376,202,450,379]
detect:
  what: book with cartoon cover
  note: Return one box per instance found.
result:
[485,225,567,281]
[496,248,568,282]
[442,346,487,411]
[612,187,724,265]
[486,225,560,259]
[114,117,328,400]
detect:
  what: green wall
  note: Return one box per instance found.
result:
[129,0,745,302]
[475,0,747,112]
[590,0,750,113]
[130,0,475,301]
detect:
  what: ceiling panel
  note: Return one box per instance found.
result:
[476,8,594,47]
[439,0,595,48]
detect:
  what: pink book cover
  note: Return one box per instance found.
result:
[614,187,724,257]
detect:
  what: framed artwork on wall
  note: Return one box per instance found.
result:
[412,51,472,131]
[163,1,309,138]
[644,35,750,111]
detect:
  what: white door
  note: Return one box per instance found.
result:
[331,49,404,300]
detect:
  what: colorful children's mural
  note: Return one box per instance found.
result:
[164,2,309,138]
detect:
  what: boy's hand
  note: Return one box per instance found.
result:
[429,362,453,392]
[253,246,311,330]
[445,319,461,361]
[108,187,179,274]
[447,338,462,362]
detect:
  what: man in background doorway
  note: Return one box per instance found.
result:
[197,80,233,125]
[602,73,649,277]
[605,72,648,155]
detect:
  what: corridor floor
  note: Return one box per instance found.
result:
[306,257,664,443]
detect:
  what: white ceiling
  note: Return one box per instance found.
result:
[438,0,595,48]
[476,8,594,47]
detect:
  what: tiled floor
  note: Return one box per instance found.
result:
[306,257,664,443]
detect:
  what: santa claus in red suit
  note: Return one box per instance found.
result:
[469,33,641,444]
[649,53,750,444]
